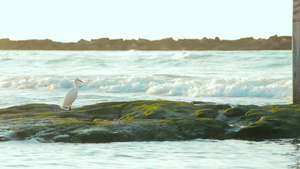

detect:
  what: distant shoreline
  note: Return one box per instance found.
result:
[0,35,291,50]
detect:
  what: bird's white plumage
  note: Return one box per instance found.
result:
[61,87,78,109]
[61,78,83,110]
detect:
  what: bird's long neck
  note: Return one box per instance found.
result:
[74,81,78,88]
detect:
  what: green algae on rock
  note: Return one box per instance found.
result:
[230,104,300,140]
[195,109,219,118]
[0,101,300,143]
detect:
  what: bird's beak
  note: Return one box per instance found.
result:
[79,79,84,83]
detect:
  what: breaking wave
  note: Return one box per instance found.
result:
[0,50,292,106]
[0,75,291,99]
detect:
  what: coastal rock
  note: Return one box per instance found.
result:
[0,101,230,142]
[224,105,260,117]
[195,109,218,118]
[69,120,184,143]
[0,104,61,114]
[227,104,300,140]
[119,100,199,120]
[0,35,291,50]
[1,101,300,143]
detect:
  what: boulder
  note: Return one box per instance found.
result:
[231,104,300,140]
[195,109,218,118]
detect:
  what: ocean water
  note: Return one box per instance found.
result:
[0,50,292,108]
[0,50,298,168]
[0,139,299,169]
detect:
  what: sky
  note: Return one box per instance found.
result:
[0,0,293,42]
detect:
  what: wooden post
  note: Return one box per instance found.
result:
[293,0,300,104]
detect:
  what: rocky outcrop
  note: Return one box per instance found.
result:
[0,100,299,143]
[0,35,291,50]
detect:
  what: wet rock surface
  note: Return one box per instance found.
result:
[0,100,300,143]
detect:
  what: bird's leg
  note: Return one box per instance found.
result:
[69,104,72,111]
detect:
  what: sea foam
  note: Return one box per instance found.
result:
[0,75,291,100]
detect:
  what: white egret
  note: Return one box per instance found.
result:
[61,78,83,110]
